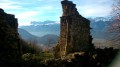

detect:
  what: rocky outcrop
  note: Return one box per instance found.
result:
[54,0,94,58]
[0,8,21,66]
[0,8,18,31]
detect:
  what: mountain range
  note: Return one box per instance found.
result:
[18,28,59,46]
[18,17,119,48]
[19,21,60,37]
[19,17,110,39]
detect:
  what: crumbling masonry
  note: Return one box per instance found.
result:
[0,8,21,64]
[54,0,94,58]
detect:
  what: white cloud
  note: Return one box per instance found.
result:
[0,0,113,26]
[77,4,112,17]
[0,0,22,10]
[0,3,22,9]
[18,21,31,26]
[38,0,58,2]
[16,11,39,19]
[37,6,53,10]
[37,0,43,1]
[15,11,40,26]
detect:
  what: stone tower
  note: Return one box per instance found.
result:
[54,0,93,58]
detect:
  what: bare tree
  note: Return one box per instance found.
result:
[112,0,120,17]
[108,0,120,46]
[109,0,120,32]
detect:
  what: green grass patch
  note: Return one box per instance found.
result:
[32,52,54,60]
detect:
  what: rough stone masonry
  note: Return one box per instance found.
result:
[54,0,94,58]
[0,8,21,65]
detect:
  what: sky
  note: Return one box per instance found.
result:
[0,0,113,26]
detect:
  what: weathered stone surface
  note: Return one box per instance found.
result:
[54,0,94,58]
[0,8,21,66]
[0,8,18,31]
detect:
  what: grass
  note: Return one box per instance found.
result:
[32,52,54,60]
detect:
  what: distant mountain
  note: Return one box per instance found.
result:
[18,28,59,46]
[90,19,110,39]
[31,20,59,25]
[19,18,111,39]
[38,34,59,45]
[19,21,60,37]
[19,18,119,48]
[18,28,39,40]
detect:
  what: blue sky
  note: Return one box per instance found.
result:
[0,0,113,26]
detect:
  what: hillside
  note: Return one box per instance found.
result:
[18,28,59,46]
[18,28,39,40]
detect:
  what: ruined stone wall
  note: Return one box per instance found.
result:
[0,8,18,31]
[0,8,21,65]
[54,0,93,58]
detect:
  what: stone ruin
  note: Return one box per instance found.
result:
[54,0,94,58]
[0,8,18,31]
[0,8,21,65]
